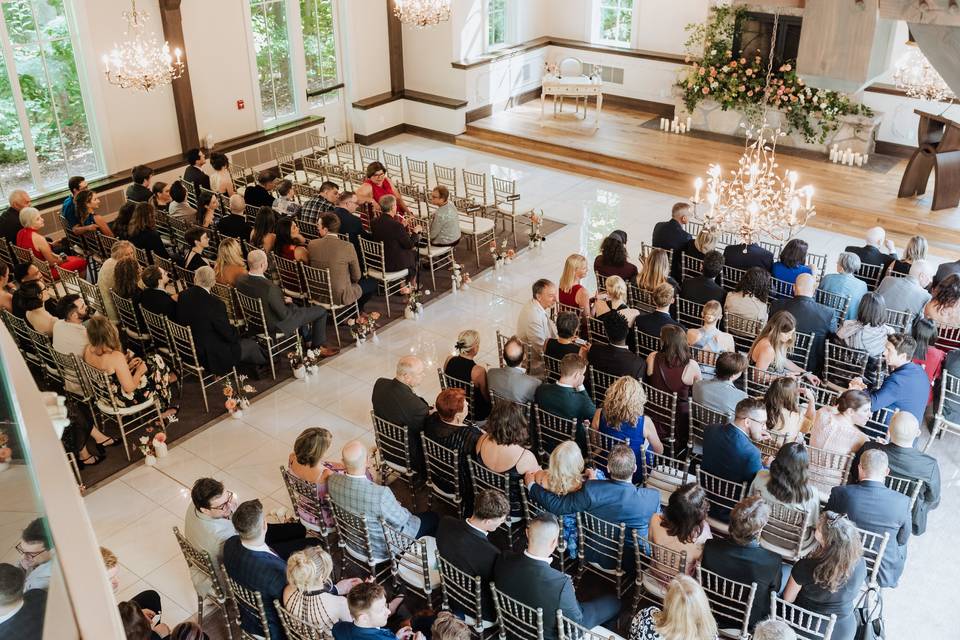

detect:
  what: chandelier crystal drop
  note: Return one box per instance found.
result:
[393,0,451,27]
[892,44,955,102]
[102,0,184,92]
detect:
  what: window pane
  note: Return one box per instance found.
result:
[251,0,296,122]
[0,47,31,195]
[300,0,338,109]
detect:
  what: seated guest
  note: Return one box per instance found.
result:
[588,311,645,378]
[183,226,211,271]
[885,234,926,277]
[435,490,509,620]
[701,398,766,519]
[150,181,171,212]
[17,207,87,279]
[424,388,483,495]
[651,203,692,280]
[195,192,219,228]
[274,217,310,263]
[845,226,897,269]
[308,213,377,310]
[244,169,278,208]
[925,272,960,326]
[372,355,430,475]
[475,403,541,516]
[112,201,135,239]
[819,251,867,320]
[101,547,165,634]
[753,620,798,640]
[848,333,930,423]
[681,228,718,262]
[826,449,911,588]
[750,311,818,383]
[371,195,420,282]
[65,185,113,237]
[125,164,153,202]
[692,351,748,419]
[0,563,46,639]
[771,238,813,286]
[168,180,196,221]
[782,512,867,640]
[333,190,364,249]
[770,274,836,374]
[494,514,620,640]
[98,239,135,322]
[518,277,559,350]
[646,324,701,444]
[283,547,360,630]
[595,275,639,327]
[250,206,278,253]
[594,232,638,281]
[686,300,735,353]
[850,412,940,535]
[359,161,411,213]
[332,581,413,640]
[763,377,815,444]
[629,575,717,640]
[544,311,587,359]
[835,291,892,358]
[217,194,252,240]
[432,612,471,640]
[222,499,288,639]
[16,281,56,335]
[529,444,659,545]
[428,185,461,247]
[911,317,944,404]
[118,600,172,640]
[488,336,541,404]
[877,259,933,320]
[214,237,247,286]
[750,442,820,549]
[595,376,664,479]
[236,249,338,355]
[723,241,773,272]
[530,442,590,557]
[139,265,177,320]
[637,247,679,294]
[679,250,725,305]
[634,283,680,339]
[209,152,234,196]
[127,202,171,261]
[809,389,870,456]
[16,518,53,591]
[648,483,712,575]
[0,189,28,244]
[559,253,591,315]
[725,267,771,324]
[328,440,439,555]
[535,353,596,425]
[443,329,490,420]
[301,181,340,226]
[273,179,302,217]
[286,427,343,530]
[701,496,781,628]
[52,294,89,356]
[113,256,142,306]
[0,263,11,313]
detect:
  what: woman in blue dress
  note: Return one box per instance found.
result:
[595,376,664,482]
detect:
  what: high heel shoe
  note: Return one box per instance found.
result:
[78,454,105,469]
[95,436,122,448]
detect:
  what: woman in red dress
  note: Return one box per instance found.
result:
[558,253,590,315]
[355,161,410,214]
[17,207,87,279]
[274,217,309,263]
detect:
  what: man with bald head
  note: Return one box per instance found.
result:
[0,190,29,244]
[216,193,252,240]
[235,249,339,357]
[327,440,438,560]
[770,273,836,374]
[487,337,541,404]
[845,226,897,270]
[493,513,620,640]
[372,355,430,474]
[876,259,933,319]
[850,411,940,535]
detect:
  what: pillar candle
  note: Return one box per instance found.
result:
[686,116,692,130]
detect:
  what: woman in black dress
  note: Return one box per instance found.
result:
[442,329,490,421]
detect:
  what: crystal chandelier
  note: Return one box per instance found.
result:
[689,10,815,246]
[892,37,955,102]
[393,0,451,27]
[102,0,184,92]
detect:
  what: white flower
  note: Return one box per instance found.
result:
[710,49,716,55]
[424,289,431,295]
[139,436,149,444]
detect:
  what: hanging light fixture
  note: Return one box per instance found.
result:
[892,31,955,102]
[393,0,451,28]
[102,0,184,92]
[689,10,816,246]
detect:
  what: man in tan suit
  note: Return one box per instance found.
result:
[307,213,377,310]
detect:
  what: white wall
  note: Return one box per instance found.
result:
[341,0,392,102]
[633,0,707,54]
[403,17,463,98]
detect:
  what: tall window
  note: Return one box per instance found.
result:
[597,0,634,46]
[300,0,338,108]
[487,0,507,50]
[249,0,296,123]
[0,0,99,196]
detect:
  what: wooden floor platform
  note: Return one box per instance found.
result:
[460,100,960,255]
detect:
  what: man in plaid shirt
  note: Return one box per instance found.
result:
[299,181,340,226]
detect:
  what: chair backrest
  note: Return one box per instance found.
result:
[51,350,91,399]
[172,526,228,603]
[769,276,794,300]
[856,527,889,587]
[626,281,655,313]
[641,381,678,456]
[491,176,518,206]
[720,265,747,291]
[725,312,762,353]
[491,584,545,640]
[885,473,922,510]
[814,288,850,326]
[141,307,174,355]
[543,353,563,382]
[329,500,380,565]
[235,289,271,337]
[696,566,756,640]
[676,297,705,330]
[468,459,519,518]
[462,169,487,205]
[110,290,147,339]
[935,369,960,431]
[1,310,39,365]
[584,426,627,473]
[25,325,59,381]
[223,567,273,640]
[586,316,609,345]
[420,433,462,512]
[10,243,33,265]
[854,262,884,291]
[167,318,204,371]
[744,366,784,398]
[280,465,328,533]
[576,512,626,576]
[211,283,243,327]
[861,407,894,441]
[690,347,719,378]
[633,328,660,359]
[275,602,331,640]
[935,321,960,352]
[380,518,438,595]
[787,331,814,370]
[371,412,414,477]
[335,140,356,168]
[382,150,404,182]
[434,164,459,196]
[77,277,106,316]
[274,253,306,300]
[557,56,583,77]
[588,367,618,405]
[697,468,748,518]
[358,237,387,275]
[823,342,869,388]
[689,401,728,454]
[806,445,853,499]
[437,555,485,632]
[406,157,429,189]
[681,253,704,281]
[883,308,913,333]
[633,529,688,600]
[762,501,812,561]
[770,592,837,640]
[556,612,618,640]
[533,407,579,463]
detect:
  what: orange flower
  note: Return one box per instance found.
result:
[702,87,710,95]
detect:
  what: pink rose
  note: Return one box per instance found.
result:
[154,432,167,444]
[702,87,710,94]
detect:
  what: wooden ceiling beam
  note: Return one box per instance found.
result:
[880,0,960,25]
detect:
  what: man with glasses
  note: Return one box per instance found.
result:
[183,478,319,597]
[701,397,768,521]
[16,518,53,592]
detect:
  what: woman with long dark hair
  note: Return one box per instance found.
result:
[274,217,309,263]
[836,291,892,358]
[250,206,278,253]
[594,233,638,280]
[127,202,171,261]
[111,201,137,239]
[646,324,701,445]
[724,267,770,324]
[648,483,711,575]
[911,316,944,403]
[772,238,813,286]
[195,192,218,228]
[925,273,960,325]
[750,441,820,547]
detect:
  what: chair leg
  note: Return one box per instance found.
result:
[384,283,391,317]
[197,594,204,634]
[429,260,437,290]
[474,237,481,269]
[120,421,131,461]
[199,377,209,412]
[268,344,277,380]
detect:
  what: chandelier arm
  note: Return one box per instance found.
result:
[760,10,780,121]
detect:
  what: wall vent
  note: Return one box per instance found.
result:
[585,64,624,84]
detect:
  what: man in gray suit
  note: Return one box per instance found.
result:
[307,213,377,310]
[327,441,438,559]
[876,259,934,319]
[487,336,541,404]
[692,352,748,419]
[235,249,339,357]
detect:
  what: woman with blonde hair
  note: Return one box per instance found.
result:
[885,234,927,277]
[531,441,594,558]
[558,253,591,315]
[637,248,679,292]
[629,574,718,640]
[749,311,819,384]
[682,229,718,261]
[594,376,663,480]
[282,547,362,631]
[594,275,640,326]
[214,237,248,285]
[443,329,490,420]
[686,300,735,354]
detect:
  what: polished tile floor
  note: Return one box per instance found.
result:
[79,133,959,637]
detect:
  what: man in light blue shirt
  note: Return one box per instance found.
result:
[819,251,868,320]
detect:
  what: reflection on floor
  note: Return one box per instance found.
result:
[74,132,959,638]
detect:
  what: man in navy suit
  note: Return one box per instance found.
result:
[701,398,767,520]
[723,242,774,272]
[222,499,288,640]
[651,202,692,281]
[827,449,911,587]
[845,226,897,269]
[849,334,931,424]
[770,273,837,375]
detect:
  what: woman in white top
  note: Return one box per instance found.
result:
[809,389,871,456]
[686,300,735,353]
[750,442,821,549]
[594,275,640,326]
[282,548,362,631]
[208,152,235,197]
[763,376,816,444]
[724,267,770,325]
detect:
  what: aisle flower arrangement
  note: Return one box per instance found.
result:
[403,285,430,319]
[347,312,381,344]
[490,239,515,268]
[451,261,472,291]
[528,210,546,248]
[0,430,10,472]
[137,426,168,465]
[224,374,256,414]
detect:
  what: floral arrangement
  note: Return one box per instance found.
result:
[528,210,546,247]
[137,425,168,461]
[402,284,430,315]
[346,312,381,343]
[287,349,305,371]
[451,261,472,290]
[0,430,11,466]
[543,61,559,76]
[677,6,873,143]
[224,374,256,415]
[489,240,515,264]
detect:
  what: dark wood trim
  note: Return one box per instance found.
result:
[865,83,910,97]
[306,82,345,98]
[452,36,687,70]
[354,123,456,146]
[353,90,467,111]
[601,93,675,118]
[402,124,457,144]
[353,92,402,110]
[158,0,199,152]
[875,139,917,158]
[387,0,404,95]
[466,86,542,123]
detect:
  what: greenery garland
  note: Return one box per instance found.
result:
[677,6,873,144]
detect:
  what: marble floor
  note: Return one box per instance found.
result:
[77,133,959,638]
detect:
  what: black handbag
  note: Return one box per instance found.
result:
[854,586,885,640]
